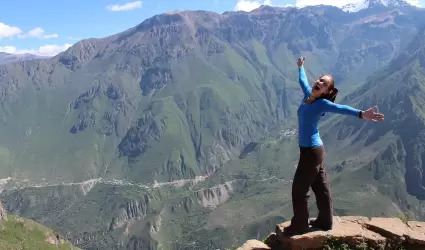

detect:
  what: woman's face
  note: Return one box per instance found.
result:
[312,75,332,97]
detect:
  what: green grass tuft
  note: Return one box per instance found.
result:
[323,236,407,250]
[0,215,80,250]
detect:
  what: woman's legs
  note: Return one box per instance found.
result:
[310,163,333,230]
[285,146,325,235]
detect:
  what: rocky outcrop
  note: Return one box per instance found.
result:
[45,231,66,245]
[109,194,151,231]
[195,182,233,209]
[238,216,425,250]
[0,201,7,221]
[238,240,270,250]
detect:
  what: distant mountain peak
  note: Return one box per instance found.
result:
[342,0,411,12]
[0,52,48,65]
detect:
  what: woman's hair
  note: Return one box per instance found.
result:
[320,74,338,103]
[320,74,338,116]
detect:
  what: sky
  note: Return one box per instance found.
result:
[0,0,423,57]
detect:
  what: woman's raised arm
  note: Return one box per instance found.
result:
[297,57,312,96]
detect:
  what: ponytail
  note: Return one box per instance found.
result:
[323,87,338,103]
[321,87,338,116]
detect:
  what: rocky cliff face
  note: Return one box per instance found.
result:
[320,24,425,205]
[0,201,6,221]
[0,4,423,184]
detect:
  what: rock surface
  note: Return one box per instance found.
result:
[239,216,425,250]
[237,239,271,250]
[0,201,7,221]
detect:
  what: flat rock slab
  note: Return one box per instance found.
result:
[239,216,425,250]
[407,221,425,245]
[237,240,271,250]
[365,217,408,238]
[275,216,386,250]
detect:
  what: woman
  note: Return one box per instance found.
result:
[284,56,384,236]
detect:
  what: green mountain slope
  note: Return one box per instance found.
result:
[319,25,425,217]
[0,4,425,250]
[0,6,422,184]
[0,205,79,250]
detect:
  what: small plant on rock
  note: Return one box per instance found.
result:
[397,213,410,225]
[322,236,408,250]
[384,237,406,250]
[322,237,374,250]
[323,237,353,250]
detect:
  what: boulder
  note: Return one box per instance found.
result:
[0,201,7,221]
[407,221,425,245]
[238,216,425,250]
[276,216,386,250]
[237,239,270,250]
[365,217,409,238]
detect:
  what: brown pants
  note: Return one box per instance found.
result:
[290,145,333,229]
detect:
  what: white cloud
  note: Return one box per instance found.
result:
[0,43,72,57]
[67,36,79,41]
[295,0,422,8]
[0,22,22,38]
[234,0,293,12]
[295,0,354,8]
[406,0,421,6]
[43,34,59,39]
[234,0,269,11]
[18,27,59,39]
[106,1,143,11]
[27,27,45,38]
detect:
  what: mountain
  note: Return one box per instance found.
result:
[342,0,413,12]
[0,3,422,184]
[320,23,425,206]
[0,4,424,250]
[0,202,80,249]
[0,52,48,65]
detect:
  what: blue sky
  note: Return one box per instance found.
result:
[0,0,422,56]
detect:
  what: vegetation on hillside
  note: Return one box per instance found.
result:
[0,215,79,250]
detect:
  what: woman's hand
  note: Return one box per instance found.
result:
[297,56,305,68]
[361,106,384,122]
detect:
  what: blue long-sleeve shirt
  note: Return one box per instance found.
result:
[297,66,360,147]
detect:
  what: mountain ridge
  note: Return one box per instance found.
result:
[0,4,424,250]
[0,52,48,65]
[342,0,415,13]
[244,0,420,14]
